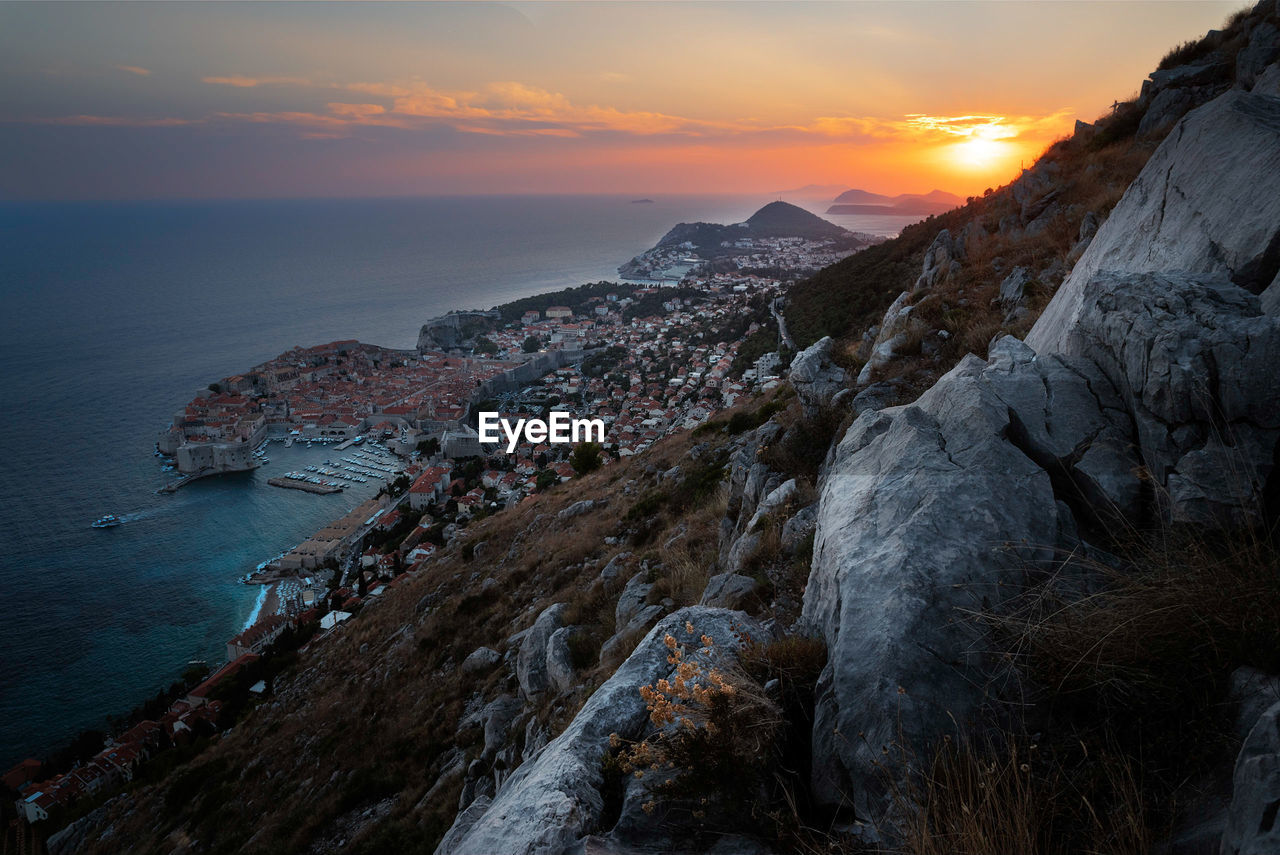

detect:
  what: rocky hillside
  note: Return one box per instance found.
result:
[45,4,1280,854]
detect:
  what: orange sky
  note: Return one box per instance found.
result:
[0,1,1244,199]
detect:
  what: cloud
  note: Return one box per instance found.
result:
[809,110,1074,144]
[16,71,1075,152]
[116,65,152,77]
[202,75,311,88]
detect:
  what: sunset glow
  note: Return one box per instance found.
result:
[0,1,1241,199]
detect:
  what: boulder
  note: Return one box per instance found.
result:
[915,229,959,291]
[1010,160,1061,222]
[851,381,900,415]
[998,266,1033,307]
[1138,86,1201,137]
[857,291,917,385]
[746,478,798,532]
[558,500,597,521]
[700,572,760,610]
[1039,271,1280,524]
[1030,89,1280,353]
[780,502,818,555]
[435,608,764,855]
[545,627,580,695]
[615,572,654,629]
[597,552,631,585]
[789,336,847,418]
[480,695,523,758]
[1237,22,1280,87]
[1253,62,1280,96]
[516,603,566,698]
[1222,700,1280,855]
[802,336,1138,821]
[461,647,502,675]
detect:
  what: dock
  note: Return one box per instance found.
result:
[159,462,260,494]
[268,476,343,495]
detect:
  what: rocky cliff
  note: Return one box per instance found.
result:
[50,5,1280,854]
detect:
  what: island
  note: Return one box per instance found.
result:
[618,200,881,281]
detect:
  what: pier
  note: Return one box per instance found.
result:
[268,476,343,495]
[159,462,260,493]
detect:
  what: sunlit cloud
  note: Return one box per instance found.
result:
[116,65,152,77]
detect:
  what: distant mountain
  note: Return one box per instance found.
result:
[827,188,963,216]
[772,183,851,201]
[656,201,848,252]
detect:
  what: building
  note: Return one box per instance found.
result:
[16,790,54,823]
[226,614,287,660]
[442,425,485,458]
[545,306,573,320]
[408,466,452,510]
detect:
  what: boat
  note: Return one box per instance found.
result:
[92,514,121,529]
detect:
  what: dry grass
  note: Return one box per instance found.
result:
[986,526,1280,715]
[887,732,1150,855]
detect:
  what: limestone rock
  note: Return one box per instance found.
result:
[789,336,846,418]
[1237,22,1280,87]
[480,695,522,758]
[1030,89,1280,353]
[545,627,579,695]
[1138,85,1201,137]
[915,229,959,291]
[780,503,818,555]
[615,572,654,629]
[700,572,760,610]
[802,336,1138,821]
[461,647,502,675]
[435,608,763,855]
[1253,61,1280,95]
[558,500,597,521]
[1041,272,1280,524]
[1222,700,1280,855]
[998,266,1033,307]
[597,552,631,585]
[516,603,566,698]
[857,291,916,385]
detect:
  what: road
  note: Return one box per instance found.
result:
[771,297,796,352]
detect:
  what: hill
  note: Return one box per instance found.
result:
[826,187,964,216]
[653,200,848,255]
[23,5,1280,855]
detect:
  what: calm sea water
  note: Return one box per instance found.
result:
[0,195,916,767]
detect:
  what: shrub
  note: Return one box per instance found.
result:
[609,626,783,833]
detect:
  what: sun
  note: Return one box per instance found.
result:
[950,137,1009,169]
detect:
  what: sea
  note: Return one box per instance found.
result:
[0,194,917,768]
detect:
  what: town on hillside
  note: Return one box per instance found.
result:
[10,255,813,825]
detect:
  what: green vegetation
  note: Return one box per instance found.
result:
[493,281,632,324]
[569,441,603,475]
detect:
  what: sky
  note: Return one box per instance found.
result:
[0,1,1243,200]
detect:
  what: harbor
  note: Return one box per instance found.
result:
[267,476,343,495]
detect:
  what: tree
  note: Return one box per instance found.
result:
[475,336,500,355]
[535,470,558,491]
[417,437,440,456]
[523,335,542,353]
[570,441,602,475]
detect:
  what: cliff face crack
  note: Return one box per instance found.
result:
[1231,224,1280,295]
